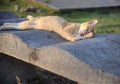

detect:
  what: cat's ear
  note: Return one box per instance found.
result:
[27,15,33,20]
[88,19,98,28]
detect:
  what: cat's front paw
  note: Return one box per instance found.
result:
[84,32,94,39]
[84,34,93,39]
[76,35,85,40]
[72,36,84,42]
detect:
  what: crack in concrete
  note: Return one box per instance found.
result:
[106,38,120,45]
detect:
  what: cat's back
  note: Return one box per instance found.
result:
[35,16,68,30]
[37,16,67,23]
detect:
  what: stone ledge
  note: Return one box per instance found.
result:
[0,30,120,84]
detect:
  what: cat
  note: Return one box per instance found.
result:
[0,15,98,42]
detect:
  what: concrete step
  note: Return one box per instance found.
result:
[0,30,120,84]
[35,0,120,10]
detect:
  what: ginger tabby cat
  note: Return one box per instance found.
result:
[0,15,98,42]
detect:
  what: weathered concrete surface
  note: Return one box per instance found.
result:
[35,0,120,10]
[0,30,120,84]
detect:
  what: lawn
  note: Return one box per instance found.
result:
[0,0,120,34]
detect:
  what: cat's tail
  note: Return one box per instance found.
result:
[0,23,20,30]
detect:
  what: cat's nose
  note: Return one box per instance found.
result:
[79,31,84,36]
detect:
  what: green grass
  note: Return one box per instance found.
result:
[0,0,120,34]
[0,0,54,17]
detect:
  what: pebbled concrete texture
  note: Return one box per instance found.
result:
[0,30,120,84]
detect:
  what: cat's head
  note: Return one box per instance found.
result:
[79,19,98,36]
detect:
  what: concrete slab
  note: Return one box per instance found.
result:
[0,30,120,84]
[35,0,120,10]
